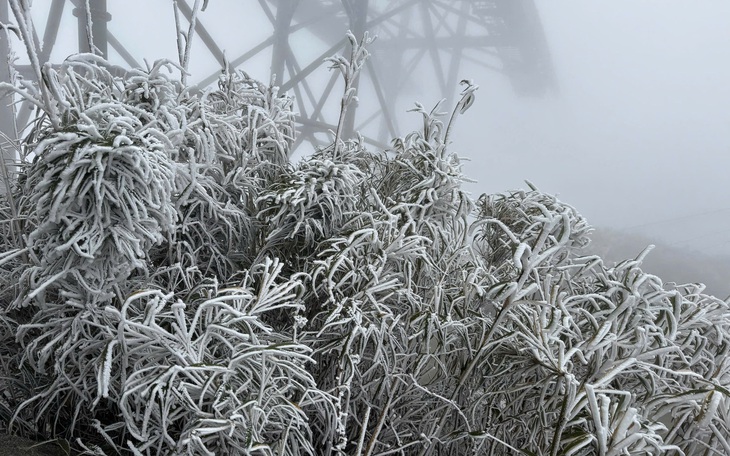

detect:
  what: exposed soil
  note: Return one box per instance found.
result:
[0,434,69,456]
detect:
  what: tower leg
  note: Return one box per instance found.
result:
[271,0,299,87]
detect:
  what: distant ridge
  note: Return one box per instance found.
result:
[588,227,730,300]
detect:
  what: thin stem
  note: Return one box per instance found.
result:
[8,0,59,129]
[363,388,394,456]
[83,0,96,55]
[182,0,202,85]
[443,80,476,146]
[172,0,184,66]
[328,31,371,159]
[355,405,371,456]
[332,92,348,158]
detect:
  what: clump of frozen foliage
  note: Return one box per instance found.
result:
[1,5,729,456]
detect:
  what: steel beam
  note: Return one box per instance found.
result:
[270,0,299,87]
[38,0,65,63]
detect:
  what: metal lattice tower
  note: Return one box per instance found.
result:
[0,0,555,155]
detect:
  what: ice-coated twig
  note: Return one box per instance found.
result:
[326,30,373,158]
[7,0,60,129]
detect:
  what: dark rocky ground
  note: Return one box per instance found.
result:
[0,434,69,456]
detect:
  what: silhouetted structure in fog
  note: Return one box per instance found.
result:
[0,0,555,153]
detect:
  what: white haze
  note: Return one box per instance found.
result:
[455,0,730,261]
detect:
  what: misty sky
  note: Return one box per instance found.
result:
[9,0,730,258]
[454,0,730,258]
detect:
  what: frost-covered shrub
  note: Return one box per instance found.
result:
[0,50,301,451]
[467,189,730,455]
[0,59,180,443]
[256,156,365,268]
[103,259,331,456]
[473,186,591,276]
[13,57,176,306]
[150,69,295,281]
[1,8,729,455]
[293,87,497,455]
[203,70,295,170]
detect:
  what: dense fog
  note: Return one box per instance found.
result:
[455,0,730,296]
[458,1,730,257]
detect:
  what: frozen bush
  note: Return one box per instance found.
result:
[0,8,728,455]
[104,259,331,455]
[14,57,176,306]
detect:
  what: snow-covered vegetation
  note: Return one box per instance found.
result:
[1,2,729,455]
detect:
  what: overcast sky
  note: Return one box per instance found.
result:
[10,0,730,258]
[454,0,730,257]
